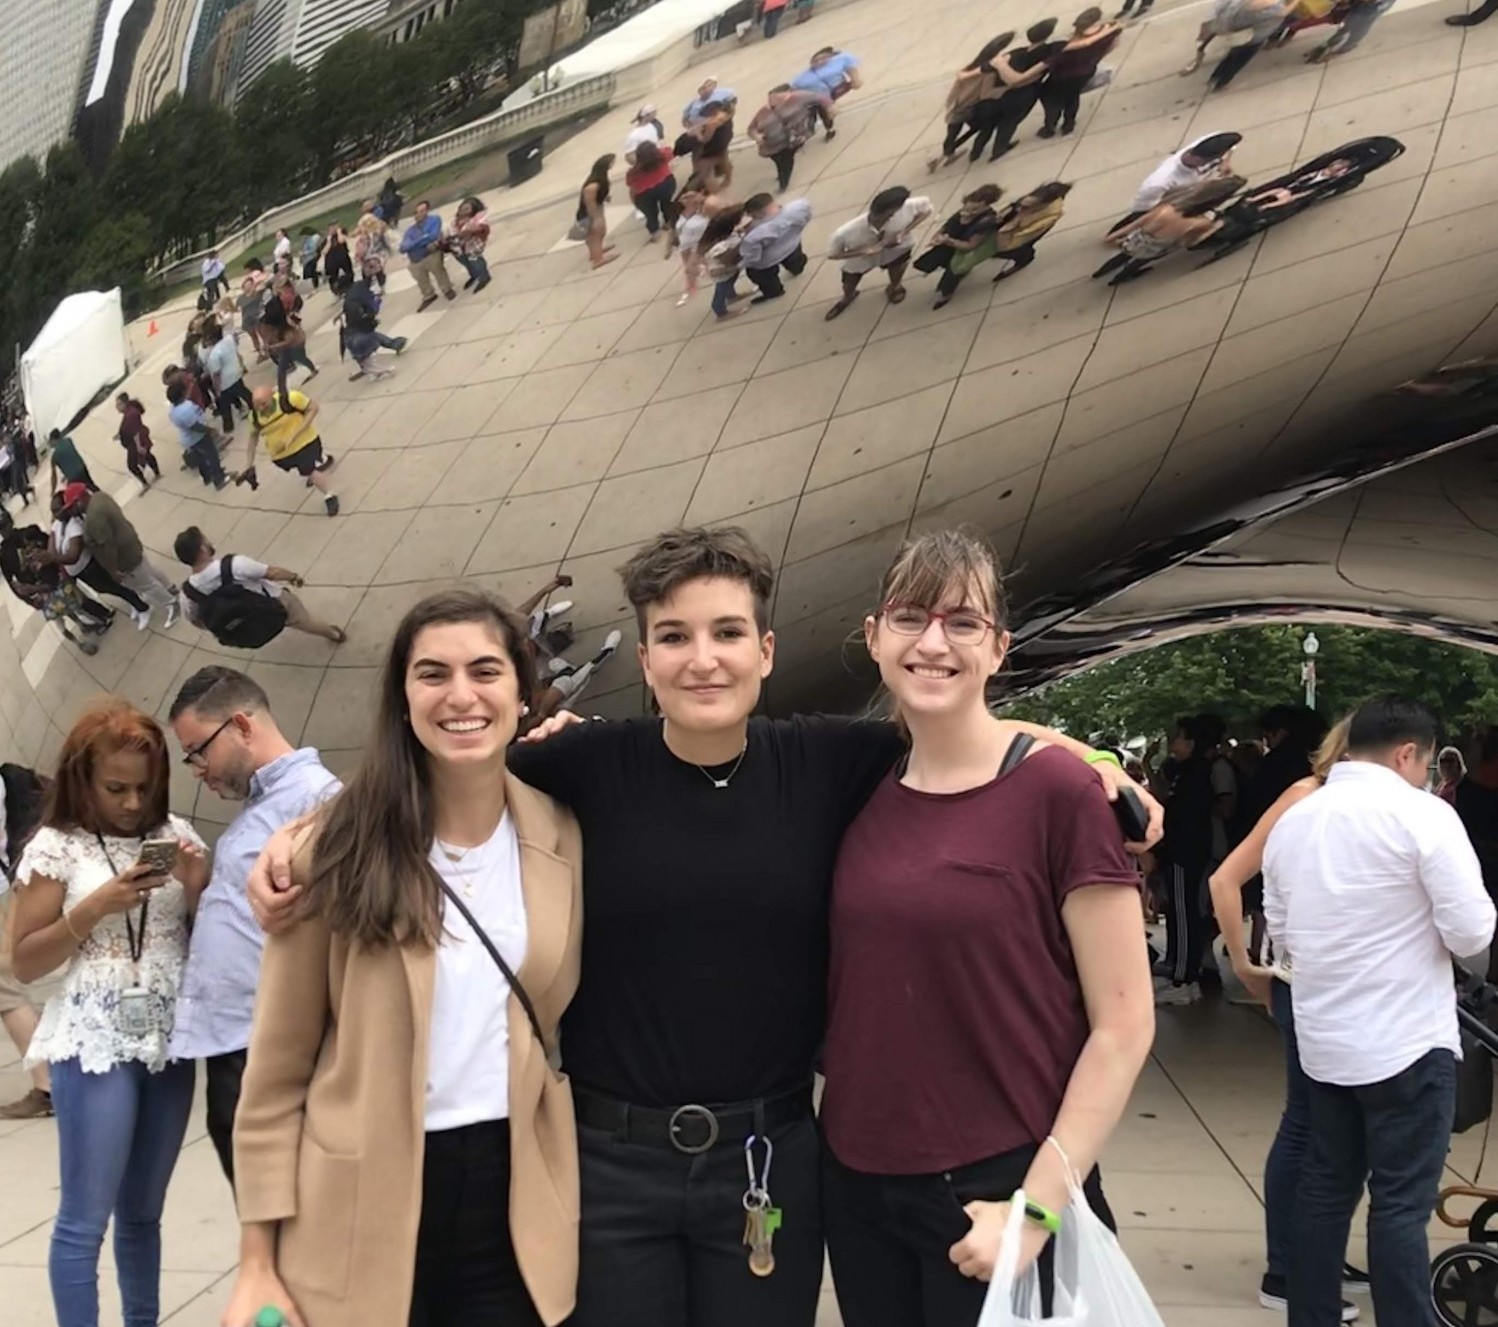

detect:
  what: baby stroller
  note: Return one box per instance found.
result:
[1195,136,1405,264]
[1431,972,1498,1327]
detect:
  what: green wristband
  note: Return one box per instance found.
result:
[1085,750,1122,769]
[1023,1200,1062,1234]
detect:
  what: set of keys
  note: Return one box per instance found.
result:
[742,1134,782,1277]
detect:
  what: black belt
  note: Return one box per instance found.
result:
[573,1084,814,1155]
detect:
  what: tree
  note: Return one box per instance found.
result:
[423,0,524,105]
[232,60,315,209]
[307,31,407,179]
[73,212,156,315]
[1001,625,1498,742]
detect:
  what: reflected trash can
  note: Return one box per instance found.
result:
[508,136,545,185]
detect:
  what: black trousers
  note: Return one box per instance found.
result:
[823,1139,1114,1327]
[1211,39,1266,88]
[571,1111,824,1327]
[205,1049,246,1186]
[983,89,1042,156]
[745,244,807,298]
[769,147,799,190]
[410,1120,544,1327]
[215,379,253,433]
[1162,861,1210,984]
[1040,76,1090,133]
[75,560,148,613]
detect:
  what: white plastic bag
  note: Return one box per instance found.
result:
[977,1174,1167,1327]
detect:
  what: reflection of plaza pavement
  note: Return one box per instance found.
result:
[4,0,1498,1314]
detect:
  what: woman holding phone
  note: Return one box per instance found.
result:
[223,588,584,1327]
[9,698,209,1327]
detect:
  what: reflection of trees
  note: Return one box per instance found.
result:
[1003,624,1498,739]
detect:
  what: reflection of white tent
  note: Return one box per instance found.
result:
[20,290,128,439]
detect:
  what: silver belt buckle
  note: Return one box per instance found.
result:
[668,1103,720,1154]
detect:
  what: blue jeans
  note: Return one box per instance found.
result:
[711,277,739,317]
[1264,977,1310,1281]
[1288,1047,1455,1327]
[50,1057,196,1327]
[455,251,490,285]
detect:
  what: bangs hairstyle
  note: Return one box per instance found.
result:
[619,526,774,635]
[876,527,1009,628]
[45,698,170,833]
[297,588,537,948]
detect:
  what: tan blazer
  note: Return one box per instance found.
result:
[234,774,583,1327]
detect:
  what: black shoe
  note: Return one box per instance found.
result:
[825,128,837,141]
[1060,123,1075,135]
[417,296,437,311]
[1447,12,1485,21]
[1342,1264,1371,1295]
[473,276,491,292]
[749,292,784,304]
[444,289,456,300]
[325,495,340,516]
[1259,1275,1359,1321]
[393,337,409,354]
[1037,125,1056,139]
[213,477,229,490]
[462,276,476,290]
[990,142,1013,161]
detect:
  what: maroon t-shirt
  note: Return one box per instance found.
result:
[821,745,1140,1174]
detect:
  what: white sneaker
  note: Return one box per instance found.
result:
[163,601,180,629]
[596,629,623,663]
[132,607,152,632]
[1155,982,1202,1007]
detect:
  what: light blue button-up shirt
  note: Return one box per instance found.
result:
[170,747,340,1061]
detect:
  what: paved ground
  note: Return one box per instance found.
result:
[3,995,1493,1325]
[4,0,1498,1317]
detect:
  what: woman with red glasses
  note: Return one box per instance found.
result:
[820,528,1156,1327]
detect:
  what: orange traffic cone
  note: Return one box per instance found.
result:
[147,319,159,336]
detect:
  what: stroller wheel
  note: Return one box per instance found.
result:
[1470,1198,1498,1245]
[1432,1242,1498,1327]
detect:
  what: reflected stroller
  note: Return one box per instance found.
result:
[1194,137,1405,264]
[1431,972,1498,1326]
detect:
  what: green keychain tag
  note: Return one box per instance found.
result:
[764,1207,783,1235]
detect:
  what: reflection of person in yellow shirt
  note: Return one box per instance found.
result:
[245,386,340,516]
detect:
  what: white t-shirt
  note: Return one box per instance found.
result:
[828,197,935,273]
[624,122,663,156]
[53,517,91,577]
[179,555,280,627]
[273,235,292,264]
[1264,761,1496,1086]
[426,813,527,1130]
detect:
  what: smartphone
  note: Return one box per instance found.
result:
[1113,787,1152,844]
[136,838,178,874]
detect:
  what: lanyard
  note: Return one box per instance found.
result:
[94,831,148,965]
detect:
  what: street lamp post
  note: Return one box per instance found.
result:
[1301,630,1320,710]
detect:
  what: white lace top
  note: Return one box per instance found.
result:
[14,818,205,1074]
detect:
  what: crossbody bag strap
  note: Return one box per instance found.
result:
[438,881,547,1051]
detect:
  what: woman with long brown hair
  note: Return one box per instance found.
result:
[222,588,584,1327]
[10,698,209,1327]
[1208,718,1367,1319]
[576,155,619,269]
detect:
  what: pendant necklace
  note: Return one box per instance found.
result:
[696,744,748,790]
[436,839,480,898]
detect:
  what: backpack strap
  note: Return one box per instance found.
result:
[220,553,237,588]
[999,731,1037,776]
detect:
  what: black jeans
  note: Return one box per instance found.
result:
[634,178,678,234]
[1040,76,1089,133]
[123,445,160,486]
[745,244,807,298]
[1289,1048,1455,1327]
[204,1050,245,1187]
[572,1111,824,1327]
[824,1139,1114,1327]
[272,340,316,397]
[410,1120,544,1327]
[75,560,148,614]
[1211,39,1266,89]
[215,379,253,433]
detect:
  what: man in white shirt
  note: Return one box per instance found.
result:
[825,187,934,320]
[1264,695,1495,1327]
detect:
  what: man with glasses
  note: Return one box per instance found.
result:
[167,667,339,1185]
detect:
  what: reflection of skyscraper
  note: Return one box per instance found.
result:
[186,0,259,104]
[0,0,106,169]
[236,0,390,99]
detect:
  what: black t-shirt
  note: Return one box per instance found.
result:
[508,714,903,1106]
[939,208,999,244]
[1456,778,1498,897]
